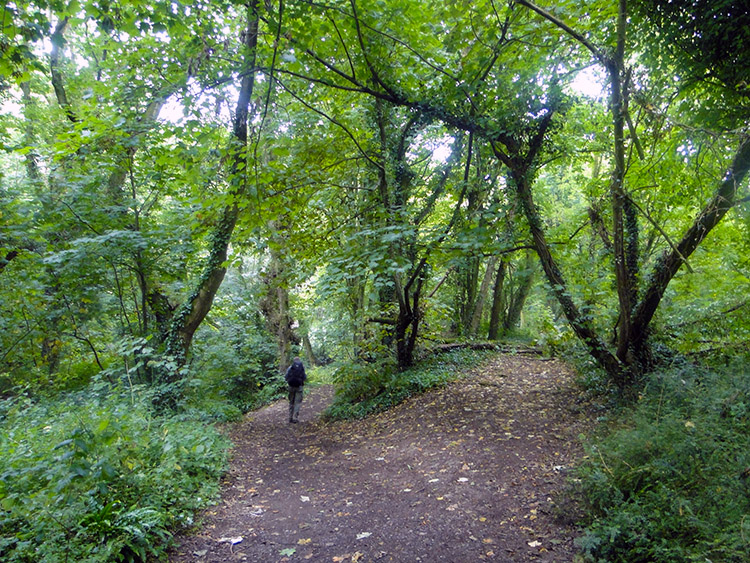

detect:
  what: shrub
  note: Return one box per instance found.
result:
[324,348,494,420]
[575,362,750,562]
[0,387,229,562]
[188,328,281,415]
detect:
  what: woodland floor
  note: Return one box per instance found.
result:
[169,353,594,563]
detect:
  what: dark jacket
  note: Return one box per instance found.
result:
[284,359,306,387]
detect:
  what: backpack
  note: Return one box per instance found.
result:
[285,361,305,386]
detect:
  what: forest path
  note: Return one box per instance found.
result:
[170,353,592,562]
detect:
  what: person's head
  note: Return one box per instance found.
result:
[293,356,302,364]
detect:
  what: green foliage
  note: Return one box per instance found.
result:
[631,0,750,101]
[3,1,750,559]
[0,389,229,562]
[183,269,287,416]
[189,328,281,416]
[654,211,750,365]
[575,362,750,562]
[324,348,495,420]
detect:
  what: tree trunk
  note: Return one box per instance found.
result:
[50,18,77,123]
[346,271,369,356]
[302,332,318,367]
[159,2,260,399]
[258,234,297,373]
[276,283,292,373]
[604,3,638,364]
[511,170,623,380]
[504,250,535,332]
[469,255,499,336]
[20,82,42,183]
[488,259,507,340]
[394,272,424,370]
[629,135,750,356]
[458,258,480,334]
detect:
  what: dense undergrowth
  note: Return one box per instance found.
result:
[575,359,750,562]
[323,347,497,420]
[0,387,229,563]
[5,337,748,563]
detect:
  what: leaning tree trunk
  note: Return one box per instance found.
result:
[158,2,260,405]
[511,169,624,380]
[629,136,750,359]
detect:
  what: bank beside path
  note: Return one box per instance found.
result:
[170,353,593,562]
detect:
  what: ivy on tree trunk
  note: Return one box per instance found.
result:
[158,1,261,407]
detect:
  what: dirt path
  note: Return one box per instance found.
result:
[170,353,592,562]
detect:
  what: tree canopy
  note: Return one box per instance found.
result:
[1,0,748,393]
[2,1,750,561]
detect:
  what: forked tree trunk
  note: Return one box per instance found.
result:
[488,259,507,340]
[504,251,535,332]
[469,256,498,336]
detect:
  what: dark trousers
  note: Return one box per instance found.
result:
[288,385,303,421]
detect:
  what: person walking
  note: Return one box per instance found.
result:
[284,356,306,423]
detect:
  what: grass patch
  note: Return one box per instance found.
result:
[575,360,750,562]
[323,348,495,421]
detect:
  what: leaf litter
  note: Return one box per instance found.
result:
[169,353,594,562]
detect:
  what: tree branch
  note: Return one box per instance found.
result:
[49,17,77,123]
[349,0,400,99]
[515,0,606,63]
[631,135,750,345]
[626,194,694,273]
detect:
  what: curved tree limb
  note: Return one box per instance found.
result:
[514,0,606,63]
[630,135,750,347]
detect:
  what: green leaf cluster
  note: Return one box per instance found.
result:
[575,362,750,562]
[0,389,229,562]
